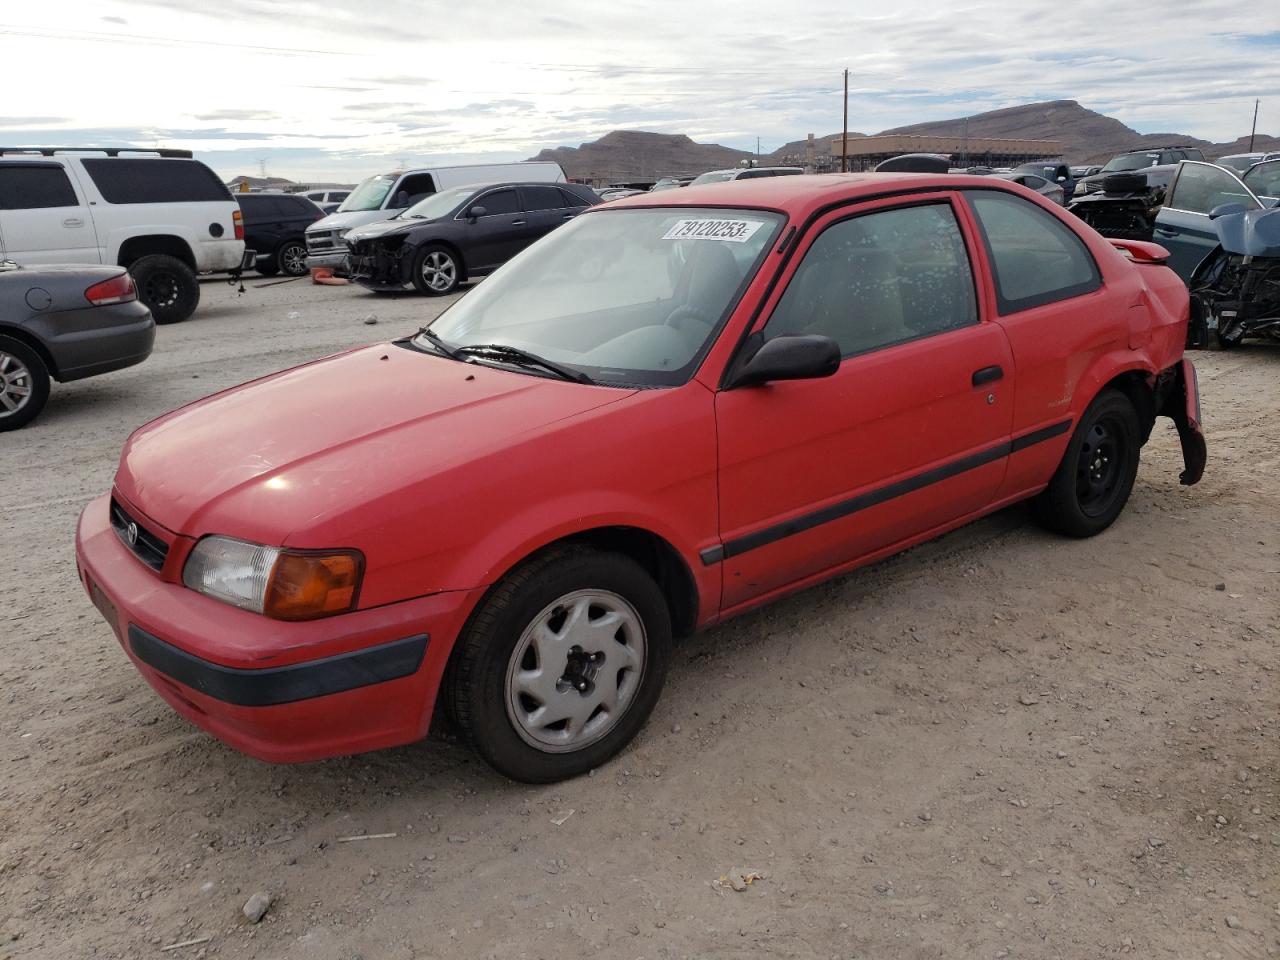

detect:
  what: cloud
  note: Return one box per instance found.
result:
[9,0,1279,181]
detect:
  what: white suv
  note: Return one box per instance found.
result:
[0,148,248,323]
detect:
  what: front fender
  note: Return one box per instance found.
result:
[448,493,721,624]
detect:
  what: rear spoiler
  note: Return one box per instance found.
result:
[1109,239,1171,264]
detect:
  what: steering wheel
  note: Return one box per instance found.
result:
[663,303,712,332]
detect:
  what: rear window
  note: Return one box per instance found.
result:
[81,158,231,204]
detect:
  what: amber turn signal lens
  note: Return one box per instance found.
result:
[263,550,363,621]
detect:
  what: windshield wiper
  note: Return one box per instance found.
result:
[418,327,461,359]
[454,343,592,384]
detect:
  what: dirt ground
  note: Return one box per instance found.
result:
[2,277,1277,960]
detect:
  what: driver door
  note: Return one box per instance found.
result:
[712,194,1014,613]
[1154,161,1262,280]
[464,187,529,270]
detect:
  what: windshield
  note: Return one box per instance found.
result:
[336,175,396,212]
[690,171,737,185]
[1102,153,1161,173]
[401,185,474,220]
[417,207,784,386]
[1243,159,1280,198]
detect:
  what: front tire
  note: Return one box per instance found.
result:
[1032,389,1140,538]
[129,254,200,324]
[410,244,461,296]
[0,336,51,432]
[447,547,671,783]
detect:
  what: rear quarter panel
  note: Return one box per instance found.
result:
[964,195,1186,497]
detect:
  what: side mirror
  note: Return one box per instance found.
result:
[1057,175,1067,182]
[1209,202,1246,220]
[727,334,841,389]
[467,205,487,222]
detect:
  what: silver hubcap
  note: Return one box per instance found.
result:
[505,590,647,753]
[282,245,307,275]
[0,351,33,416]
[421,251,456,291]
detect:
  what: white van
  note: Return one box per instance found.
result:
[305,161,567,269]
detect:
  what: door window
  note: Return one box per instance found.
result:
[522,185,568,211]
[0,164,78,209]
[473,189,519,216]
[557,187,589,207]
[1243,159,1280,199]
[966,190,1100,314]
[763,201,978,358]
[390,174,435,208]
[1167,162,1260,215]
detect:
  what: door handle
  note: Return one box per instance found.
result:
[1154,227,1178,237]
[972,365,1004,386]
[563,213,577,219]
[63,218,84,227]
[511,219,527,226]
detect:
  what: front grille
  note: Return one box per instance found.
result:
[109,498,170,571]
[306,230,342,253]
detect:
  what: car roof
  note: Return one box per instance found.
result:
[602,172,1016,219]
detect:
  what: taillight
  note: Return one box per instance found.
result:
[233,209,244,241]
[85,273,136,306]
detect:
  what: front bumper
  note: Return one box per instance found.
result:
[75,494,482,762]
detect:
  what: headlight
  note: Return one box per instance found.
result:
[182,536,363,621]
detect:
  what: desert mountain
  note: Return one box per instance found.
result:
[529,130,757,181]
[528,100,1276,181]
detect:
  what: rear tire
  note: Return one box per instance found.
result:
[0,336,51,432]
[129,254,200,324]
[1032,389,1141,538]
[447,547,671,783]
[276,240,308,277]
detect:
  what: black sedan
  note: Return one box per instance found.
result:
[0,262,154,431]
[343,182,599,295]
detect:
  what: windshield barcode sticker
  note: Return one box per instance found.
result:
[662,219,765,243]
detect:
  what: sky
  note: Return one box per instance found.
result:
[2,1,1277,183]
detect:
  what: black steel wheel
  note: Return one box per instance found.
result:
[1033,389,1141,538]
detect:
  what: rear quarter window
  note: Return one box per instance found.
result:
[81,158,232,204]
[966,190,1100,314]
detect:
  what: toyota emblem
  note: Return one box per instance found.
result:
[126,522,139,547]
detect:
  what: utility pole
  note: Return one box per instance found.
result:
[756,137,760,163]
[841,68,849,173]
[1249,98,1259,152]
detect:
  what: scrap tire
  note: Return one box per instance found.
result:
[1102,172,1147,193]
[1032,389,1140,539]
[129,254,200,324]
[0,335,51,432]
[256,257,279,277]
[446,546,672,783]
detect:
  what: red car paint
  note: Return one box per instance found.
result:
[76,173,1203,762]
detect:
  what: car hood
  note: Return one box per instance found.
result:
[115,343,635,541]
[345,217,430,243]
[307,209,407,234]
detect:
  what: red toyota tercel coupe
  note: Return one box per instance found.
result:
[76,174,1206,782]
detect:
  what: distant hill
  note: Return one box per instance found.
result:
[529,130,757,182]
[530,100,1277,181]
